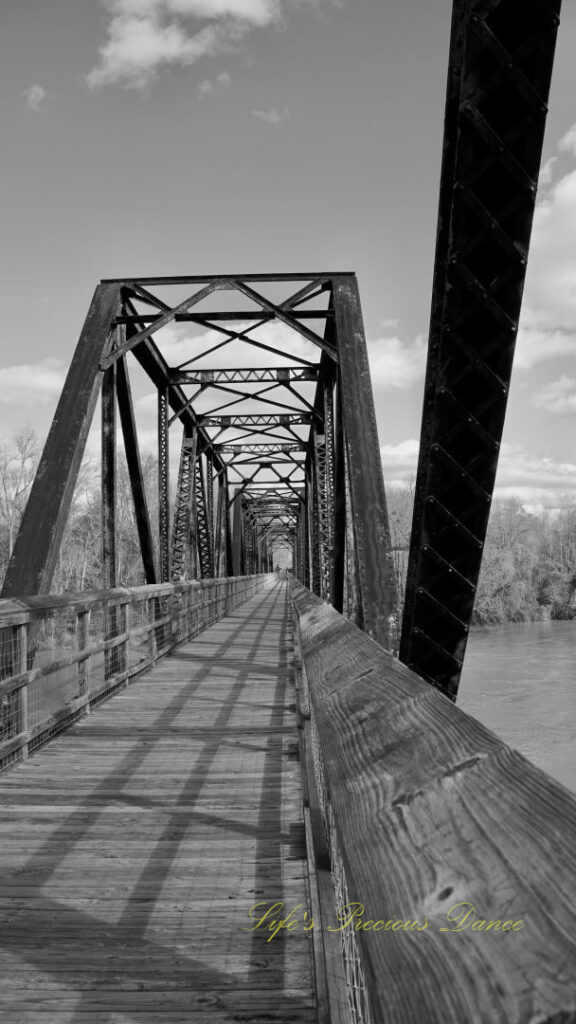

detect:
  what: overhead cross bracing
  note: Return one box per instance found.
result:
[2,272,398,649]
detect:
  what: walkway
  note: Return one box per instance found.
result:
[0,579,317,1023]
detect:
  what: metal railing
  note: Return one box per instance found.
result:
[0,574,272,773]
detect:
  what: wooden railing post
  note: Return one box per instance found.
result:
[119,599,128,685]
[77,608,90,715]
[147,597,157,664]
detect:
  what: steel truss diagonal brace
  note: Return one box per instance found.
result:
[1,283,122,597]
[332,276,398,648]
[195,455,214,578]
[399,0,562,699]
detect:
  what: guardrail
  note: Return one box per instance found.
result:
[289,577,576,1024]
[0,574,273,773]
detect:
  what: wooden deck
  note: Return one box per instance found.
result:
[0,579,317,1023]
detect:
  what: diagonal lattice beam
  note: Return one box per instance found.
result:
[400,0,562,700]
[171,428,197,582]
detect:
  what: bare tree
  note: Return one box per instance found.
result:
[0,427,41,578]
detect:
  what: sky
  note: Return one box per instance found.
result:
[2,0,576,510]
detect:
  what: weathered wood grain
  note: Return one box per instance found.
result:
[0,574,271,769]
[290,577,576,1024]
[0,581,316,1023]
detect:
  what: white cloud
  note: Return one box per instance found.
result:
[533,375,576,416]
[380,439,419,483]
[514,315,576,371]
[22,84,47,112]
[368,333,426,391]
[521,169,576,331]
[87,0,287,88]
[0,359,66,405]
[87,16,225,88]
[251,105,290,125]
[513,129,576,384]
[491,444,576,506]
[379,438,576,505]
[167,0,281,23]
[198,69,231,95]
[558,123,576,158]
[538,156,557,187]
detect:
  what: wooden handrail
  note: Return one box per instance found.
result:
[0,574,273,771]
[289,577,576,1024]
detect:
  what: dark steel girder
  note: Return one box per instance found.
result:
[1,284,122,598]
[170,367,318,385]
[115,311,331,324]
[199,414,313,428]
[399,0,562,700]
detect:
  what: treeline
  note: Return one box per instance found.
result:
[1,430,576,625]
[0,429,156,594]
[388,486,576,625]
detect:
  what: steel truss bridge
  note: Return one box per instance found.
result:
[2,2,576,1023]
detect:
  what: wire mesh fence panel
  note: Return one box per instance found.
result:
[128,597,150,673]
[150,594,172,655]
[172,589,187,644]
[104,601,127,681]
[27,608,80,734]
[186,585,203,641]
[86,604,106,698]
[0,626,24,746]
[88,604,105,647]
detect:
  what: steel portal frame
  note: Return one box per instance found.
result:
[2,274,398,648]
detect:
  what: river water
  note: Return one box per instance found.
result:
[458,620,576,795]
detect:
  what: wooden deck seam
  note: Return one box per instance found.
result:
[0,579,318,1024]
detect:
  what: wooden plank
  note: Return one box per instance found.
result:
[0,581,317,1022]
[291,577,576,1024]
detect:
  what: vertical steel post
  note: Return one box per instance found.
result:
[331,375,346,613]
[322,373,335,599]
[171,427,197,581]
[101,362,117,589]
[232,489,243,577]
[158,386,170,583]
[307,459,321,596]
[333,275,397,647]
[116,354,157,585]
[206,450,215,567]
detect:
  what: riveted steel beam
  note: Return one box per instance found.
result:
[1,283,122,598]
[400,0,562,699]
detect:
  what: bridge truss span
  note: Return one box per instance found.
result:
[2,273,397,648]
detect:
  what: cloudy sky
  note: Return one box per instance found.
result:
[2,0,576,508]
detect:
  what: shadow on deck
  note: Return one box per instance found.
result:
[0,580,317,1023]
